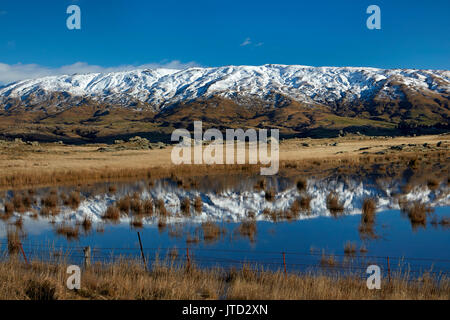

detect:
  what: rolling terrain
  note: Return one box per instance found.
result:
[0,64,449,143]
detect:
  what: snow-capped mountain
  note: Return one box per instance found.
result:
[1,64,449,111]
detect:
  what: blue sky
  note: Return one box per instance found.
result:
[0,0,449,83]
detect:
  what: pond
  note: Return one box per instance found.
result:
[1,173,449,278]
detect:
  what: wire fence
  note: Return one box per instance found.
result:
[1,236,449,283]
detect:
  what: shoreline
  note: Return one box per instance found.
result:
[0,134,448,190]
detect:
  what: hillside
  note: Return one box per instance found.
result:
[0,64,448,142]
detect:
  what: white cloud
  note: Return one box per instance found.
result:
[240,38,263,48]
[240,37,252,46]
[0,60,200,85]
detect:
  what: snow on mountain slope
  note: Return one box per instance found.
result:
[1,64,449,110]
[2,176,448,225]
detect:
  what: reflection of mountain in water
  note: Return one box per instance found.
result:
[2,176,448,225]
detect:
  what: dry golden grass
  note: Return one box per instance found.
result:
[130,217,144,229]
[79,217,92,232]
[200,221,226,243]
[320,252,337,267]
[0,257,447,300]
[362,198,377,224]
[63,191,81,210]
[103,205,120,222]
[180,197,191,216]
[0,134,447,190]
[55,224,79,240]
[427,179,439,191]
[4,202,14,215]
[344,242,357,256]
[116,195,131,213]
[142,199,154,216]
[407,202,434,226]
[155,199,168,217]
[300,195,312,213]
[236,221,257,242]
[194,196,202,213]
[326,193,345,217]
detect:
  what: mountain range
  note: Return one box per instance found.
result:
[0,64,448,142]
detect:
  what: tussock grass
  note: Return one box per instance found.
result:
[194,196,202,213]
[4,202,14,215]
[288,196,312,219]
[326,193,345,217]
[130,197,144,216]
[0,137,447,191]
[344,242,357,256]
[25,279,57,300]
[236,221,257,242]
[254,179,266,191]
[362,198,377,224]
[400,200,434,228]
[63,191,81,210]
[155,199,168,217]
[320,252,337,267]
[264,189,275,202]
[130,217,143,229]
[290,199,301,217]
[200,221,226,243]
[262,208,285,222]
[157,218,167,232]
[300,195,312,213]
[108,185,117,194]
[55,224,79,240]
[180,197,190,216]
[406,202,434,227]
[117,196,131,213]
[103,206,120,222]
[40,190,60,216]
[427,179,439,191]
[142,199,154,216]
[359,198,378,240]
[80,217,92,232]
[296,178,307,192]
[12,193,35,213]
[0,255,448,300]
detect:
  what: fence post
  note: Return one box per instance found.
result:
[186,247,190,270]
[83,246,91,269]
[19,242,29,265]
[282,252,287,276]
[387,256,391,283]
[137,232,148,272]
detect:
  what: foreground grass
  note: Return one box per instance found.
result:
[0,258,448,300]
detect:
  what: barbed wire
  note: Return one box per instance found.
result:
[1,239,449,282]
[1,239,449,263]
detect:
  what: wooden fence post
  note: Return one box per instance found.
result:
[137,232,148,272]
[19,242,29,265]
[387,256,391,283]
[186,247,190,270]
[282,252,287,276]
[83,246,91,268]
